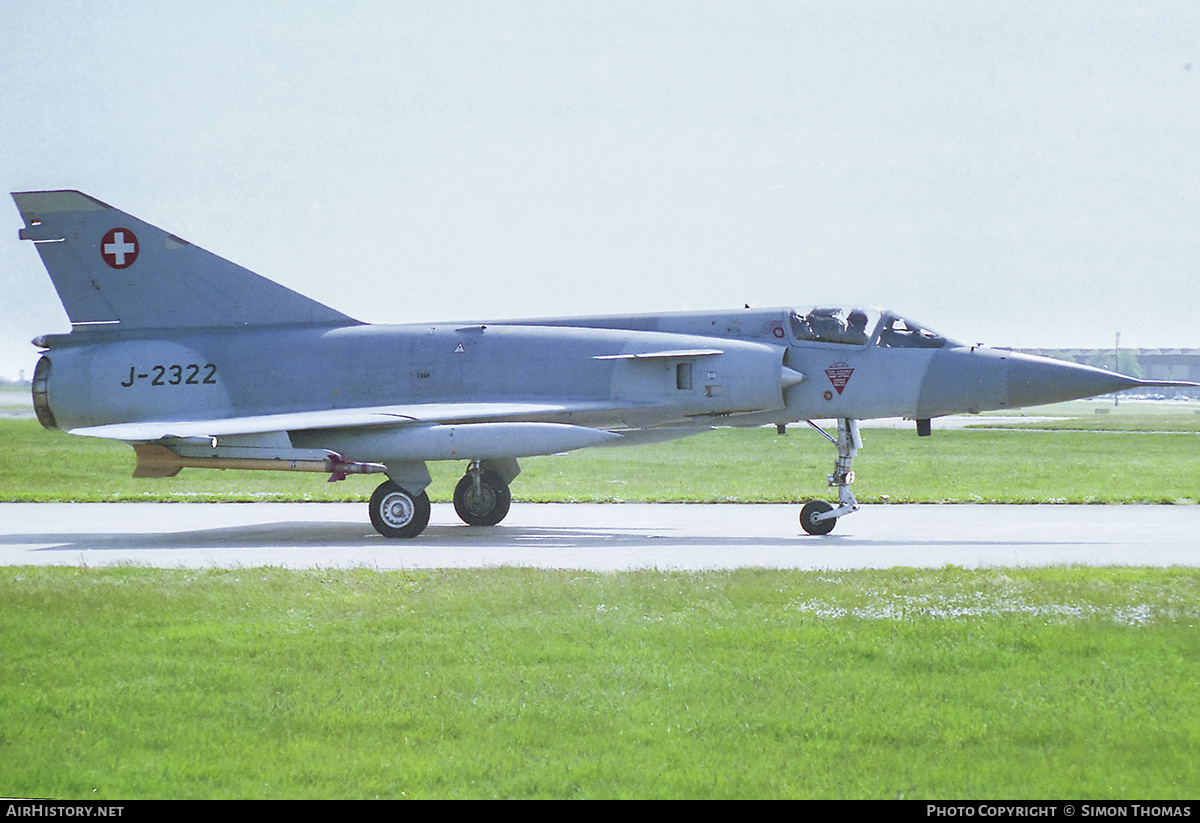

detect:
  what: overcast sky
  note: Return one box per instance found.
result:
[2,0,1197,381]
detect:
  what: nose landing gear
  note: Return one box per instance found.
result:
[799,418,861,535]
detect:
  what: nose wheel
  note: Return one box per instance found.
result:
[799,418,861,535]
[800,500,837,535]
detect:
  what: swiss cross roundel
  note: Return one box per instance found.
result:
[100,228,139,269]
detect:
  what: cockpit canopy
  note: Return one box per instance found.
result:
[789,307,957,349]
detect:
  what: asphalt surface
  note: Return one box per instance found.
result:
[1,502,1196,571]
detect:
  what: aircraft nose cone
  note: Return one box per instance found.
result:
[1005,353,1140,408]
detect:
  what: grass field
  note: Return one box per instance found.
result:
[2,397,1199,798]
[3,565,1198,799]
[1,404,1198,504]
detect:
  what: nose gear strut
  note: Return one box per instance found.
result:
[799,418,861,535]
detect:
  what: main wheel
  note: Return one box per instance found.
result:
[369,480,431,538]
[453,470,511,526]
[799,500,836,535]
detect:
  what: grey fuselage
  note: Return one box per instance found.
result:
[35,306,1126,453]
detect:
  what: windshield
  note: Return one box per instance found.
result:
[876,313,954,349]
[789,308,956,348]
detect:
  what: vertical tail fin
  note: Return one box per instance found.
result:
[12,190,357,332]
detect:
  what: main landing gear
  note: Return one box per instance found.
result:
[799,418,862,536]
[453,462,512,526]
[369,480,432,539]
[368,460,514,538]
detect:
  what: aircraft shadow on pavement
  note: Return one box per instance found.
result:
[5,522,1093,554]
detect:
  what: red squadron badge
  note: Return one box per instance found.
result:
[824,362,854,395]
[101,228,139,269]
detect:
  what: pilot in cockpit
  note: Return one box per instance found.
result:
[844,309,869,345]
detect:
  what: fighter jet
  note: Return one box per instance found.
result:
[12,190,1194,537]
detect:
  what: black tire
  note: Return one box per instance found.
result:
[800,500,836,535]
[369,480,431,538]
[453,470,511,526]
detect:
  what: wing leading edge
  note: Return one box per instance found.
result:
[67,400,640,441]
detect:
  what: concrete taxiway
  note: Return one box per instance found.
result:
[0,502,1197,571]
